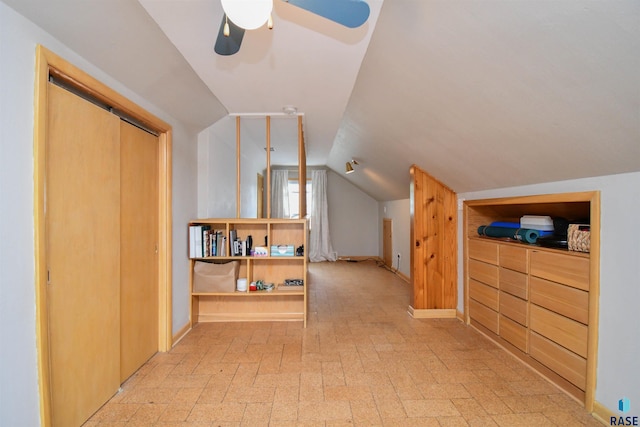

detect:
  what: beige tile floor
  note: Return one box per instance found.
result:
[85,260,603,426]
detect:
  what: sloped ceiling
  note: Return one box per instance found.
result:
[331,0,640,199]
[1,0,228,132]
[4,0,639,201]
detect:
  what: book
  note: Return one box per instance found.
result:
[217,232,224,257]
[201,225,211,257]
[229,229,238,256]
[189,226,197,258]
[191,225,203,258]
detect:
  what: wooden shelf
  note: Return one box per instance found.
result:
[189,218,308,327]
[192,288,305,297]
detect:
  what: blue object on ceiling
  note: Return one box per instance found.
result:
[286,0,370,28]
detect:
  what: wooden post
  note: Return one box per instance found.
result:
[236,116,241,218]
[266,116,271,218]
[297,115,307,218]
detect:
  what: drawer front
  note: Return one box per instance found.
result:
[530,251,589,291]
[500,315,528,352]
[499,267,529,300]
[530,332,587,390]
[470,298,499,334]
[470,279,499,311]
[468,239,499,265]
[530,304,588,358]
[530,277,589,325]
[500,291,528,326]
[499,245,528,273]
[468,259,499,288]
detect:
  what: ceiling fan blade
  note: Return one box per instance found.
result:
[285,0,370,28]
[214,14,245,56]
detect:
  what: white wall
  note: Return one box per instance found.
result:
[327,170,379,257]
[198,120,237,218]
[198,116,269,219]
[379,199,411,277]
[0,3,196,424]
[172,128,199,336]
[457,171,640,415]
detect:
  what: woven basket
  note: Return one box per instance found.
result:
[568,224,590,253]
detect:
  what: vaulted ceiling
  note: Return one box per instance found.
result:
[4,0,639,201]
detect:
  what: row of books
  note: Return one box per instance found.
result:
[189,226,253,258]
[189,226,223,258]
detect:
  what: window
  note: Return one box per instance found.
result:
[287,179,311,219]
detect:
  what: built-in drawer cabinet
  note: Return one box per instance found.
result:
[499,291,528,326]
[499,267,528,300]
[530,250,589,291]
[468,239,592,398]
[468,259,499,288]
[470,298,499,334]
[500,315,528,352]
[465,192,598,407]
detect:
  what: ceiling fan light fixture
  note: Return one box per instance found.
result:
[221,0,273,30]
[223,15,230,37]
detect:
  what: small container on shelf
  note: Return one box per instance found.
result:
[271,245,295,256]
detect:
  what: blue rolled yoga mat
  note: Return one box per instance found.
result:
[477,225,540,244]
[489,221,554,237]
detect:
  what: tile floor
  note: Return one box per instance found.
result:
[85,260,603,426]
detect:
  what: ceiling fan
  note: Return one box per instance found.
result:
[214,0,371,56]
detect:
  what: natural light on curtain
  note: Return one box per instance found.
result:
[287,180,312,219]
[271,169,289,218]
[309,169,337,262]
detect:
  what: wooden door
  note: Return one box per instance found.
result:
[120,121,159,382]
[383,218,393,268]
[46,83,121,426]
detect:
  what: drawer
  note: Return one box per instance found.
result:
[500,291,528,326]
[499,315,528,352]
[530,304,588,358]
[468,239,499,265]
[529,332,587,390]
[468,259,499,288]
[470,279,499,311]
[469,298,499,334]
[499,245,528,273]
[530,277,589,324]
[530,251,589,291]
[499,267,528,299]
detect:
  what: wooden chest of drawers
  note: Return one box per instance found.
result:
[467,237,593,404]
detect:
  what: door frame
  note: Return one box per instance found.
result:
[383,218,393,268]
[33,45,173,426]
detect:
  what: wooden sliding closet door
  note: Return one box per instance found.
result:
[120,121,159,382]
[46,83,121,426]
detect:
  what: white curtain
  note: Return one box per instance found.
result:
[271,169,290,218]
[309,169,337,262]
